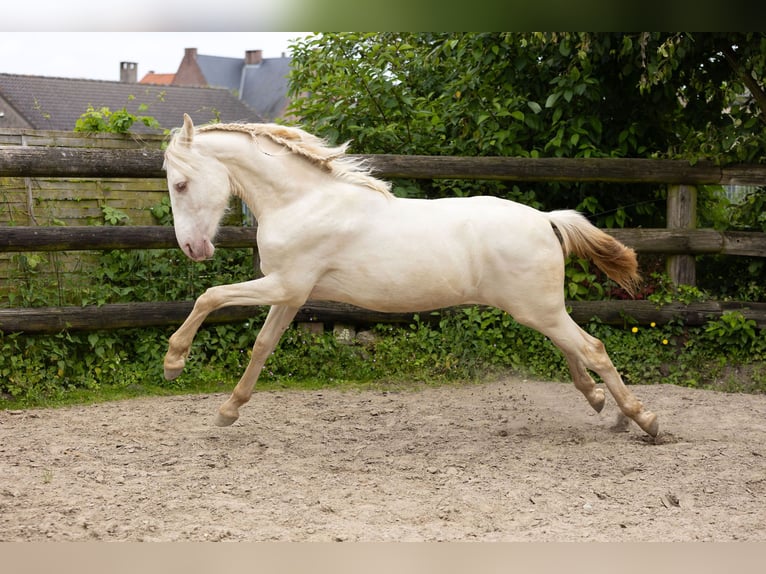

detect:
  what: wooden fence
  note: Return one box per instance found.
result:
[0,129,241,298]
[1,134,765,334]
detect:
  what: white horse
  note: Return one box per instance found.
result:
[162,113,659,438]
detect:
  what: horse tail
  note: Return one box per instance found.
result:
[546,210,641,297]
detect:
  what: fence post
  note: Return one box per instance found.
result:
[666,184,698,286]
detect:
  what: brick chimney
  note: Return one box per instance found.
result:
[245,50,263,65]
[172,48,207,87]
[120,61,137,83]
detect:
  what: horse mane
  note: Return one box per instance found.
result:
[189,122,394,197]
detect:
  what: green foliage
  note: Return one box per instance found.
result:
[565,257,604,300]
[695,186,766,301]
[3,298,764,406]
[702,312,765,357]
[645,272,708,305]
[74,102,160,134]
[148,196,174,226]
[101,205,130,226]
[0,328,166,402]
[288,32,766,217]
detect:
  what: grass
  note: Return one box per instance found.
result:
[3,348,764,414]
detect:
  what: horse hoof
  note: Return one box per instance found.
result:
[591,389,606,413]
[638,411,659,438]
[164,366,183,381]
[214,411,239,427]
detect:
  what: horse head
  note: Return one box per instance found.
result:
[163,114,234,262]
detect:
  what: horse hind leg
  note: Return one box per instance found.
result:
[576,327,659,437]
[517,309,659,437]
[564,354,606,414]
[568,321,657,437]
[214,304,299,426]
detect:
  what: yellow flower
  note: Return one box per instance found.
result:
[631,326,639,333]
[650,322,656,328]
[662,339,669,345]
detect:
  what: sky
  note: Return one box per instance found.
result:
[0,32,310,82]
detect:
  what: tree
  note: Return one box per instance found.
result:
[289,33,766,160]
[287,33,766,226]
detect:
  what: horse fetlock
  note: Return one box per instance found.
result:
[214,394,250,427]
[164,337,190,379]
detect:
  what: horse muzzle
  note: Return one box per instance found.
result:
[182,238,215,261]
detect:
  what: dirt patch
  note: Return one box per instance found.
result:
[1,378,765,541]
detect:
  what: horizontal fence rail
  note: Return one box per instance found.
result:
[0,226,257,252]
[3,146,766,185]
[1,300,765,334]
[2,225,765,257]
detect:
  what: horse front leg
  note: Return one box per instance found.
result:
[163,295,215,380]
[215,304,299,426]
[163,275,301,380]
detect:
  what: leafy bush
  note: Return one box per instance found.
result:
[74,104,159,134]
[4,297,765,406]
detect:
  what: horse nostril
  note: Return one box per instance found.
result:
[185,243,195,258]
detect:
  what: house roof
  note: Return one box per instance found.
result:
[0,73,258,133]
[194,53,292,121]
[197,54,245,91]
[140,72,175,85]
[240,59,292,122]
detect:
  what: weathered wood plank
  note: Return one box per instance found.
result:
[363,155,720,183]
[721,232,766,257]
[606,228,718,254]
[2,226,764,256]
[566,300,766,329]
[666,184,698,285]
[607,229,766,256]
[0,129,165,149]
[0,148,166,178]
[4,146,766,185]
[0,226,258,252]
[32,179,167,192]
[1,299,764,334]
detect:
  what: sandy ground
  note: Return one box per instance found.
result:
[1,378,765,542]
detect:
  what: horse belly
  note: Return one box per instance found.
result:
[310,232,484,312]
[311,267,477,313]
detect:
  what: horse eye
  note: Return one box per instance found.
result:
[175,181,188,193]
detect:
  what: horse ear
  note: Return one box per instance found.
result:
[181,113,194,145]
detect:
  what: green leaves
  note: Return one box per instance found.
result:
[703,311,764,357]
[74,104,160,134]
[289,32,766,164]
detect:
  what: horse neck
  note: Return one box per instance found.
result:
[218,139,339,220]
[190,132,289,217]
